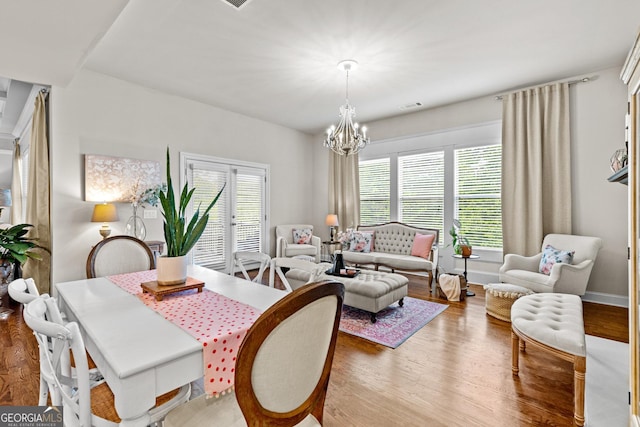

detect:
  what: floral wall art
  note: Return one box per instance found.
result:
[85,154,161,203]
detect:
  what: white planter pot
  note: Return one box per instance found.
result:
[157,255,187,285]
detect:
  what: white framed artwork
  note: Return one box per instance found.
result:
[85,154,161,202]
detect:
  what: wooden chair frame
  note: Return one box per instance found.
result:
[235,280,344,426]
[86,235,155,278]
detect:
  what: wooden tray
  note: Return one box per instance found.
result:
[141,276,205,301]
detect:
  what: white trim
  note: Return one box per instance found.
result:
[582,291,629,308]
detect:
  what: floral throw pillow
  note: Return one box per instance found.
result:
[348,231,374,253]
[538,244,575,275]
[292,228,313,245]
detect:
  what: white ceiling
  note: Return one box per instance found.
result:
[2,0,640,135]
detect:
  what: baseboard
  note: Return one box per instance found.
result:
[582,291,629,307]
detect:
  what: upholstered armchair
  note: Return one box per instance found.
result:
[499,234,603,295]
[275,224,321,263]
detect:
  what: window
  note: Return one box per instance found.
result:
[454,145,502,248]
[357,122,503,251]
[184,154,268,271]
[359,158,390,225]
[399,151,444,242]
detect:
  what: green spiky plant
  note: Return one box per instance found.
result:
[0,223,43,264]
[158,148,225,257]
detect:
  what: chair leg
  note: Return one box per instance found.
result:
[511,331,520,376]
[574,356,586,426]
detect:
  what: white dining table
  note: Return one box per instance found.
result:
[55,264,287,426]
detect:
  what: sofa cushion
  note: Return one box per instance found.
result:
[284,244,317,258]
[538,244,574,275]
[499,269,553,293]
[342,251,433,271]
[411,233,435,259]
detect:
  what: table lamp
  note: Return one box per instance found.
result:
[91,203,119,239]
[325,214,339,242]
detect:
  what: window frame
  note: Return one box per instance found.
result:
[358,121,503,262]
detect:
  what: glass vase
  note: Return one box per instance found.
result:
[125,203,147,240]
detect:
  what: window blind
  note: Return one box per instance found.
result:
[234,172,263,253]
[359,158,390,225]
[398,151,445,243]
[454,144,502,248]
[189,165,228,269]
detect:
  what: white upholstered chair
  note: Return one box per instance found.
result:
[164,280,345,427]
[230,251,271,284]
[86,235,155,278]
[275,224,321,263]
[499,234,603,295]
[23,296,190,426]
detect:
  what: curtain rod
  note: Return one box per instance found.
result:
[494,76,594,101]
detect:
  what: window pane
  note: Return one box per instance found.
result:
[359,158,390,225]
[455,145,502,248]
[190,167,227,268]
[235,173,263,253]
[399,151,444,243]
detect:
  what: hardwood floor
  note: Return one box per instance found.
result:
[0,274,628,426]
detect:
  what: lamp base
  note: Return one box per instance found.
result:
[99,225,112,240]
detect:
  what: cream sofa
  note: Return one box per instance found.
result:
[341,222,439,284]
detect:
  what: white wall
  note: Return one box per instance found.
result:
[312,67,630,303]
[50,69,315,284]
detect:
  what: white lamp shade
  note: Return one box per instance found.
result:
[325,214,339,227]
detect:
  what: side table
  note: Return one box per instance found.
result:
[321,241,342,263]
[451,254,479,297]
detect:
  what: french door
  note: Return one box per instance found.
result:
[181,153,269,272]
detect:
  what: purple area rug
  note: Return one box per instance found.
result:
[339,297,448,348]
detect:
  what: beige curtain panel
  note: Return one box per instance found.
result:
[329,151,360,231]
[10,139,23,224]
[501,82,572,256]
[23,91,51,295]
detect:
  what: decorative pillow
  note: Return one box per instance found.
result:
[411,233,435,259]
[292,228,312,245]
[539,244,574,275]
[348,231,374,253]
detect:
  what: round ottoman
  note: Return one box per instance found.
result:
[483,283,533,322]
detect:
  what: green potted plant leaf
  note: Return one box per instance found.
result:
[157,148,225,285]
[0,223,43,284]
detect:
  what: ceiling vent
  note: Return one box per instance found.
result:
[399,102,423,111]
[221,0,253,9]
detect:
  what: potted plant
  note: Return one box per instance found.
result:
[448,220,472,257]
[157,148,225,285]
[0,224,42,284]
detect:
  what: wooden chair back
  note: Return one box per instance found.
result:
[86,235,155,278]
[235,280,344,425]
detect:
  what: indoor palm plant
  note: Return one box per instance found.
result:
[0,223,42,284]
[157,148,225,285]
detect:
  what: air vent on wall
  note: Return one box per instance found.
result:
[221,0,253,9]
[399,102,423,111]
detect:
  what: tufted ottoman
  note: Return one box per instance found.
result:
[483,283,533,321]
[511,293,586,426]
[285,266,408,323]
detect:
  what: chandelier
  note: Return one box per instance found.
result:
[323,60,370,156]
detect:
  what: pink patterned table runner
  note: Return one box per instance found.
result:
[108,270,262,397]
